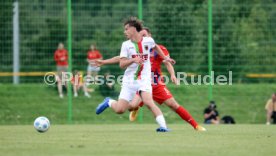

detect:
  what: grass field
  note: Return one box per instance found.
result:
[1,84,276,156]
[0,124,276,156]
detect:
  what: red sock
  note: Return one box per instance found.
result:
[175,106,198,129]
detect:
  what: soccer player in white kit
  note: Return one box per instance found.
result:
[96,17,175,132]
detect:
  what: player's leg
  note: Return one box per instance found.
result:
[128,85,198,128]
[154,85,206,131]
[140,91,169,132]
[96,98,131,115]
[163,98,204,130]
[96,85,134,115]
[110,99,130,114]
[163,98,206,131]
[164,98,198,127]
[128,95,142,121]
[140,91,162,117]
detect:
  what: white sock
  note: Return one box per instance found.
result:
[108,99,115,107]
[156,115,167,128]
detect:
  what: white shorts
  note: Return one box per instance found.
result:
[119,79,152,102]
[87,65,100,72]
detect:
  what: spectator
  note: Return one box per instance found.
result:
[54,43,68,98]
[265,93,276,125]
[99,72,118,98]
[87,44,102,83]
[204,101,220,124]
[71,70,91,98]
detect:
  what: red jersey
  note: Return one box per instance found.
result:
[87,50,102,60]
[150,44,169,86]
[54,49,68,66]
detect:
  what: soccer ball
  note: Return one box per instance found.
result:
[33,116,50,133]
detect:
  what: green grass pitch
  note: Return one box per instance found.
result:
[1,124,276,156]
[1,84,276,125]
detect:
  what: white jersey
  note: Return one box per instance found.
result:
[120,37,156,85]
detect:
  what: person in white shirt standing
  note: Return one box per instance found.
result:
[96,17,175,132]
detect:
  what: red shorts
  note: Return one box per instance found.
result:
[138,85,173,106]
[152,85,173,104]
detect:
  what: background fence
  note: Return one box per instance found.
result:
[0,0,275,83]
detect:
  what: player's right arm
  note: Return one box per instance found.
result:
[119,57,142,69]
[95,56,120,67]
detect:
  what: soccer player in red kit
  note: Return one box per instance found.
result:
[129,28,206,131]
[54,43,68,98]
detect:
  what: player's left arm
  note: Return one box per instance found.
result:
[164,61,179,85]
[153,45,176,65]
